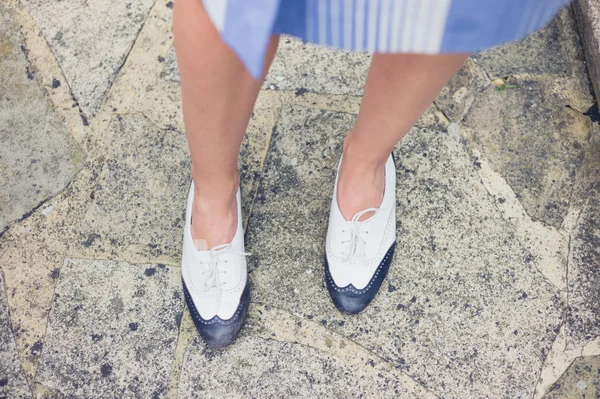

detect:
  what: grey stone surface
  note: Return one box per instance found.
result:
[0,3,84,233]
[77,114,263,261]
[245,105,563,399]
[573,0,600,99]
[566,127,600,345]
[568,192,600,345]
[477,9,587,79]
[1,0,598,395]
[0,271,32,399]
[20,0,156,117]
[542,355,600,398]
[78,114,190,260]
[35,258,183,398]
[460,75,593,228]
[435,58,488,123]
[179,335,417,399]
[166,36,371,96]
[264,36,371,95]
[163,46,179,83]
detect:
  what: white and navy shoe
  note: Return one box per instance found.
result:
[324,154,397,314]
[181,182,250,348]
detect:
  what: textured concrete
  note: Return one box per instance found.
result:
[477,9,587,80]
[164,46,179,83]
[435,58,489,123]
[567,192,600,345]
[264,36,371,95]
[566,126,600,345]
[245,105,563,399]
[1,0,599,397]
[78,114,191,262]
[0,271,32,399]
[180,335,418,399]
[20,0,156,117]
[35,258,182,398]
[164,35,372,96]
[77,112,270,263]
[0,2,84,233]
[460,74,593,228]
[573,0,600,100]
[542,355,600,398]
[0,161,105,383]
[466,10,596,229]
[244,304,438,398]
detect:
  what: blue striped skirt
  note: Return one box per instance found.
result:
[203,0,570,78]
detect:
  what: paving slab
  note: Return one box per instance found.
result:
[567,191,600,345]
[245,304,438,398]
[460,74,593,228]
[476,9,587,80]
[102,1,181,134]
[264,36,371,95]
[20,0,157,118]
[0,159,105,382]
[179,335,418,399]
[450,9,596,231]
[245,105,563,399]
[0,271,32,399]
[163,46,179,84]
[0,2,84,233]
[434,58,489,123]
[564,123,600,346]
[77,114,190,262]
[542,355,600,398]
[566,125,600,346]
[574,0,600,100]
[76,113,270,263]
[35,258,183,398]
[165,36,371,96]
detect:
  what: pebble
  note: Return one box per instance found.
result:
[41,205,54,216]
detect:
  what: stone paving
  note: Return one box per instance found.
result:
[1,0,600,398]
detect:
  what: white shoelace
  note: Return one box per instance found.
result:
[200,243,251,310]
[341,207,379,262]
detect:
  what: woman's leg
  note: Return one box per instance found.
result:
[337,53,470,220]
[173,0,279,248]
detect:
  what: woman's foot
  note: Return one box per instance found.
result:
[324,153,397,314]
[336,136,387,221]
[182,181,250,348]
[190,176,239,250]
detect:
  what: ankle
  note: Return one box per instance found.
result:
[192,171,239,204]
[337,137,387,220]
[190,173,239,247]
[342,133,388,171]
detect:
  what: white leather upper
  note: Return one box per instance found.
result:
[325,154,397,290]
[181,182,247,320]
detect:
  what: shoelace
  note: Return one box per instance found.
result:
[341,207,379,262]
[200,243,251,310]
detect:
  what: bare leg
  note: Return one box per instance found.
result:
[173,0,279,248]
[337,53,470,220]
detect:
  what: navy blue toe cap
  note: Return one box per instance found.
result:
[182,280,250,348]
[324,243,395,315]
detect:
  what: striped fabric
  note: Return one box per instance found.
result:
[303,0,452,52]
[204,0,570,79]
